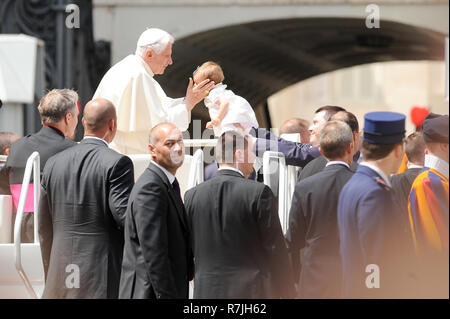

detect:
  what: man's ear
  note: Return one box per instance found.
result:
[5,148,10,156]
[395,143,404,159]
[354,132,360,148]
[235,149,244,163]
[347,142,353,155]
[146,48,153,59]
[109,118,115,132]
[65,112,72,125]
[148,144,155,156]
[318,146,325,157]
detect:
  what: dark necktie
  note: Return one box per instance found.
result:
[172,178,184,208]
[172,178,188,228]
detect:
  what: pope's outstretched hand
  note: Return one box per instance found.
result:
[184,78,215,112]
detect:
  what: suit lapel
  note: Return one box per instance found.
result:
[147,163,188,233]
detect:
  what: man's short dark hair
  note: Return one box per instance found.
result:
[405,132,426,165]
[330,111,359,133]
[215,131,248,164]
[319,121,353,160]
[361,141,402,161]
[315,105,346,121]
[0,132,18,155]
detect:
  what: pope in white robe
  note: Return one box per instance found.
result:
[93,28,214,154]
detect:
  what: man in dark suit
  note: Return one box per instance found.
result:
[299,111,360,181]
[38,98,134,298]
[390,132,425,219]
[390,132,425,266]
[119,123,193,299]
[184,131,294,299]
[5,89,79,242]
[286,120,355,298]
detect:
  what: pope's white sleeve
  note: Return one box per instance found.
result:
[165,97,190,131]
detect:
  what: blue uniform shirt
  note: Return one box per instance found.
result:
[338,165,411,298]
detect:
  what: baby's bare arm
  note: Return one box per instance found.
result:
[216,98,229,122]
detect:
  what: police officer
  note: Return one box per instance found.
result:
[337,112,414,298]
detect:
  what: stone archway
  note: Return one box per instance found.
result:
[158,17,446,127]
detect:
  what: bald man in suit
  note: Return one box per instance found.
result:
[39,99,134,298]
[119,123,193,299]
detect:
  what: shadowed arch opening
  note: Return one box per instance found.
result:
[158,17,446,128]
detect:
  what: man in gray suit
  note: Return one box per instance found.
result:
[184,131,294,299]
[286,120,356,298]
[39,98,135,298]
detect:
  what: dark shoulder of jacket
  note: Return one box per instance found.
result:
[299,156,325,178]
[6,136,28,158]
[63,138,77,147]
[249,179,272,199]
[184,177,217,198]
[97,146,129,165]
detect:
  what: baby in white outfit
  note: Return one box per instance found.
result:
[193,61,259,137]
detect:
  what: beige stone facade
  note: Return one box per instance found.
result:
[268,60,448,135]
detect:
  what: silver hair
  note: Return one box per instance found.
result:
[135,30,174,56]
[38,89,78,124]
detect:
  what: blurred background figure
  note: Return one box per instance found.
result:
[0,132,19,195]
[279,118,310,144]
[0,132,19,157]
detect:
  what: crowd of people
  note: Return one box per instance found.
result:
[0,28,448,299]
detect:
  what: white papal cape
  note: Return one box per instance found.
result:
[93,54,190,154]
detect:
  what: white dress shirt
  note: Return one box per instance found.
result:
[150,160,175,184]
[326,161,350,169]
[407,163,423,170]
[218,166,244,177]
[83,136,109,147]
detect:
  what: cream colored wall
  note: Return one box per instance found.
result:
[92,1,449,64]
[268,61,448,136]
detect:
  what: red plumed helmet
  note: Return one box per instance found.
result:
[410,106,430,128]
